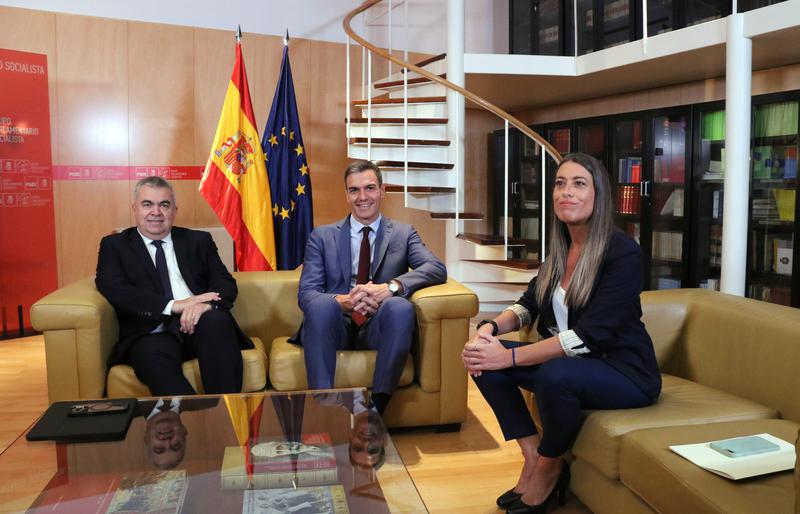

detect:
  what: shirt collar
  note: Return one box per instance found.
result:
[349,214,382,236]
[137,229,173,246]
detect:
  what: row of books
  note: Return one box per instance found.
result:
[753,146,798,180]
[654,187,684,217]
[750,231,793,275]
[616,185,641,214]
[653,157,685,183]
[652,230,683,262]
[752,197,781,222]
[698,278,720,291]
[708,225,722,267]
[617,156,642,183]
[748,284,792,306]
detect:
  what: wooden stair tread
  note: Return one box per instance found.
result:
[408,53,446,70]
[377,161,454,170]
[464,259,541,270]
[385,185,454,194]
[346,117,448,124]
[352,96,445,106]
[457,232,531,246]
[374,73,446,89]
[349,137,450,146]
[429,212,484,219]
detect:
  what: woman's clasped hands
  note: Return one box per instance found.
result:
[462,330,512,377]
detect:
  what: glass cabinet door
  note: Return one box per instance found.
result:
[691,106,725,291]
[601,0,635,48]
[491,128,544,261]
[577,121,607,162]
[611,117,643,245]
[576,0,596,54]
[649,111,690,290]
[536,0,565,55]
[747,100,798,306]
[510,0,534,54]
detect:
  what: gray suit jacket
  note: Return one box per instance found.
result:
[294,215,446,342]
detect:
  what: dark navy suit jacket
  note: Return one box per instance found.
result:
[96,226,251,367]
[516,230,661,399]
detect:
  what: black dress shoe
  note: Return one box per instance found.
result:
[506,463,570,514]
[496,489,522,508]
[506,497,550,514]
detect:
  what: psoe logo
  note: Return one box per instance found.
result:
[214,131,255,177]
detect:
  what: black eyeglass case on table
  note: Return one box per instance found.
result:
[26,398,137,443]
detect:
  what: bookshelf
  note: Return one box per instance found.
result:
[490,127,544,260]
[510,0,574,56]
[648,110,690,290]
[487,91,799,306]
[690,104,726,292]
[746,98,798,306]
[611,115,645,250]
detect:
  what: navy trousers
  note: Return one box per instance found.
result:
[473,340,653,457]
[128,309,244,396]
[300,294,415,395]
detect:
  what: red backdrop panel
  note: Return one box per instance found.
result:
[0,48,58,337]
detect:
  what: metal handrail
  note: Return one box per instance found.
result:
[344,0,563,263]
[343,0,563,164]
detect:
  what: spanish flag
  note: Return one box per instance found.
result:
[200,42,277,271]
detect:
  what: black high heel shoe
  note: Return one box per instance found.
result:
[496,489,522,509]
[506,464,570,514]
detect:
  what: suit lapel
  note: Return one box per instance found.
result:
[371,217,392,277]
[127,229,162,292]
[336,216,352,287]
[172,229,197,294]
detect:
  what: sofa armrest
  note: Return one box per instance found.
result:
[410,278,478,420]
[30,277,118,402]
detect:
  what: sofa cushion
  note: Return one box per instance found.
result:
[572,374,778,481]
[620,418,799,514]
[107,337,267,397]
[268,337,414,391]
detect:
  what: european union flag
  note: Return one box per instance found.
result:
[262,41,313,270]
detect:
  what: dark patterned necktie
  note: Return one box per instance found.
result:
[151,240,174,299]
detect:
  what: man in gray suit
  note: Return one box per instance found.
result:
[295,160,446,414]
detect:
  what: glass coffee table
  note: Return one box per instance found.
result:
[0,389,428,513]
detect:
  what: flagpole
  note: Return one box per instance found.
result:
[236,25,242,43]
[284,29,289,46]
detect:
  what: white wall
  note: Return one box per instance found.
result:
[0,0,505,54]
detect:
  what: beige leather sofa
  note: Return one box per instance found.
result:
[524,288,800,514]
[30,270,478,429]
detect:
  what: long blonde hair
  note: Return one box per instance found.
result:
[535,153,614,309]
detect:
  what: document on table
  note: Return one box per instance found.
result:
[669,433,796,480]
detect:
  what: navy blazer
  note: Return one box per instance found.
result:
[294,215,446,343]
[516,230,661,399]
[96,226,251,367]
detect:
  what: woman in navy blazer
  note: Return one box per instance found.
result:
[463,153,661,514]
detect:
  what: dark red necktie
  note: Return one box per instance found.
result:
[351,226,371,326]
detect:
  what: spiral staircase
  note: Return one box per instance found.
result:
[343,1,562,310]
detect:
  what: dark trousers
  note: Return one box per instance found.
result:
[300,294,415,395]
[127,309,244,396]
[473,341,653,457]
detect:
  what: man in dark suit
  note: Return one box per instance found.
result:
[96,176,251,396]
[295,160,446,414]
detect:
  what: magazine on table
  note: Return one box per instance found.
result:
[242,485,349,514]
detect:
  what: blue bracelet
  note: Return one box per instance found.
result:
[511,347,516,367]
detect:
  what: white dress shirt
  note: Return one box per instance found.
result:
[146,397,182,420]
[137,231,194,330]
